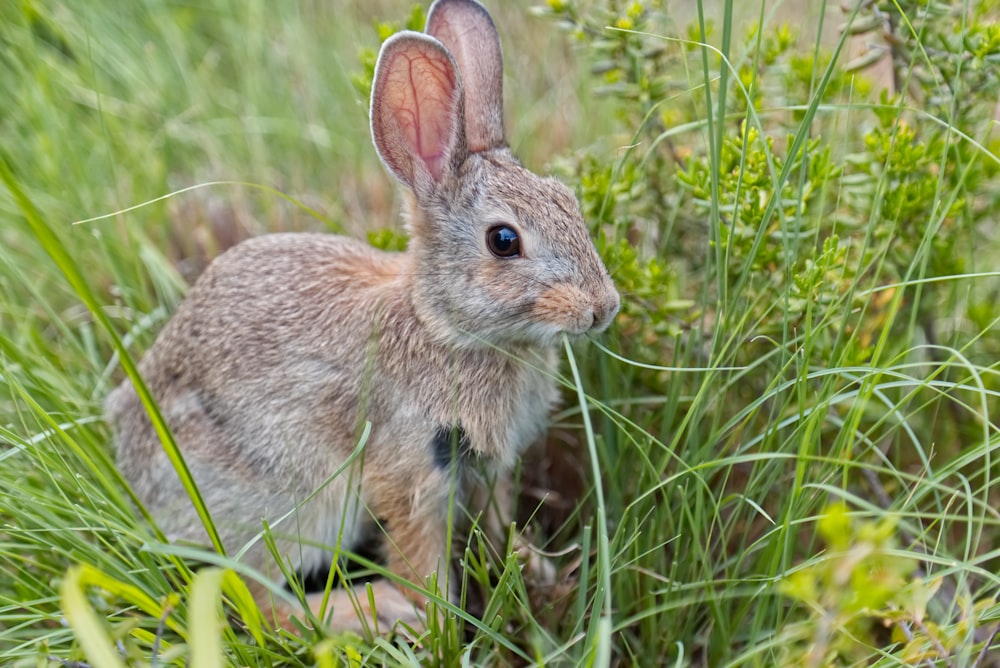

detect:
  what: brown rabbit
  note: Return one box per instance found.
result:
[105,0,619,634]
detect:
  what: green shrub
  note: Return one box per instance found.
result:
[536,0,1000,664]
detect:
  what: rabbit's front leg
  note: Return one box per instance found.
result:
[315,462,453,635]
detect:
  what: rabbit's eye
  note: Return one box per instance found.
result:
[487,225,520,258]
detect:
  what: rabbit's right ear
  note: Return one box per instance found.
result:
[370,32,468,190]
[425,0,505,153]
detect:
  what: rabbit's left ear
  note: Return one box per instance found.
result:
[370,32,468,189]
[426,0,505,153]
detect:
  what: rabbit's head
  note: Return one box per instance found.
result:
[371,0,619,349]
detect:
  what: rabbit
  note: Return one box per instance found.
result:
[105,0,619,635]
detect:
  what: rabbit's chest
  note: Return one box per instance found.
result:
[373,340,559,467]
[437,352,558,466]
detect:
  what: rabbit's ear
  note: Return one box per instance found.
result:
[371,32,467,188]
[425,0,504,152]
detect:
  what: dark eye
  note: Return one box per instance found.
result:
[486,225,520,258]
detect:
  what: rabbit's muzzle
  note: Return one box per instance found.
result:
[533,279,620,337]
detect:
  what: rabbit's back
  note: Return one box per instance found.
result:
[108,232,406,450]
[106,233,407,563]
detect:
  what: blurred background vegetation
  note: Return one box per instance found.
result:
[1,0,999,665]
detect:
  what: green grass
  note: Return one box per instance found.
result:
[2,0,1000,666]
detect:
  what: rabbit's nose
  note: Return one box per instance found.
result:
[590,289,620,333]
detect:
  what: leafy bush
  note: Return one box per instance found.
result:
[534,0,1000,664]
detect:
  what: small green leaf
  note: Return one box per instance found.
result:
[817,502,851,551]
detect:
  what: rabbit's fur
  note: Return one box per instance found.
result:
[106,0,619,634]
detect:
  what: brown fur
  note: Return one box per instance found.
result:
[106,0,618,634]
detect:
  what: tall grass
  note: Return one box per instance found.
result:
[1,0,998,666]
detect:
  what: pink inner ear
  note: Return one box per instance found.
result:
[385,43,459,181]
